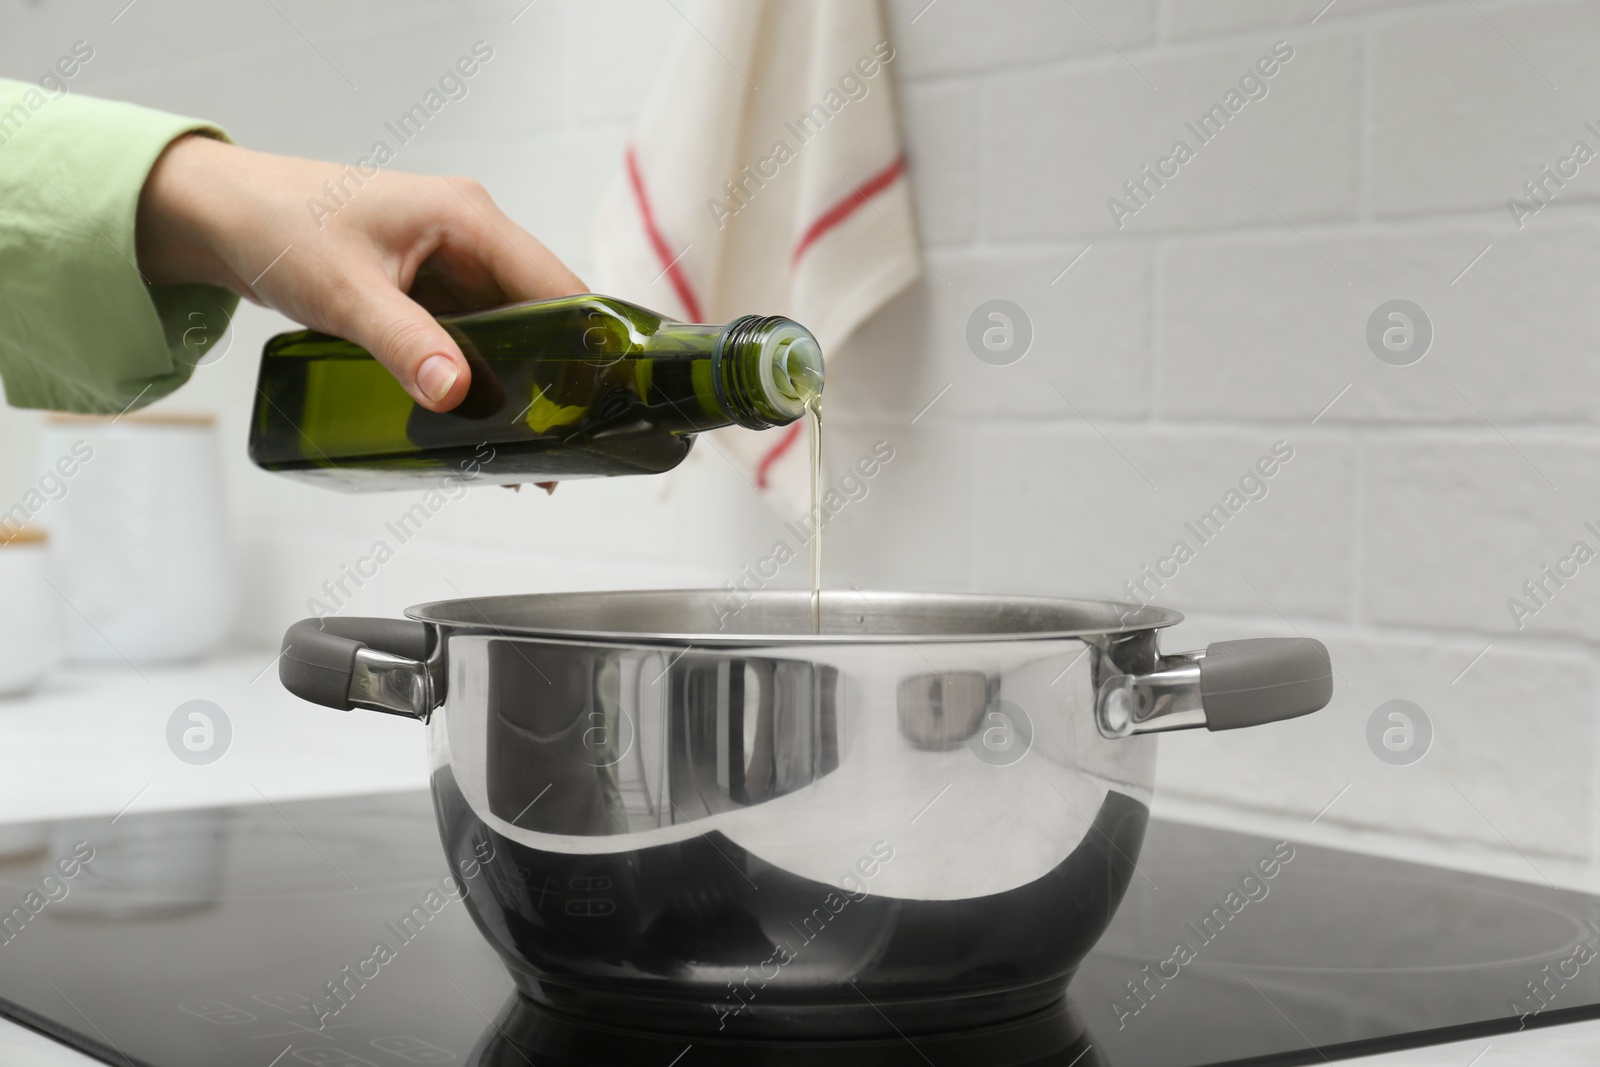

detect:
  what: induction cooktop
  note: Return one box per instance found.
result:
[0,791,1597,1066]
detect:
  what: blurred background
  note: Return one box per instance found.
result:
[2,0,1595,873]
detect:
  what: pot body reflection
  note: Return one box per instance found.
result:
[424,616,1160,1036]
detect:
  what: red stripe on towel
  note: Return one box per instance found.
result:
[791,155,906,266]
[757,157,906,484]
[625,144,704,321]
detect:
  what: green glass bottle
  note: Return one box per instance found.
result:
[248,294,824,491]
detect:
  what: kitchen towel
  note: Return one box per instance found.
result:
[594,0,920,516]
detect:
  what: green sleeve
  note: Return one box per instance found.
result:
[0,77,239,413]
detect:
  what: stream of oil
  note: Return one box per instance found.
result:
[806,398,823,634]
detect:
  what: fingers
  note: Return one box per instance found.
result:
[228,165,582,414]
[327,274,471,411]
[443,177,587,302]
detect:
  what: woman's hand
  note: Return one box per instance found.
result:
[134,134,586,411]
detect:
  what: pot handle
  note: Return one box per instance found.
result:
[1096,637,1332,739]
[280,617,435,720]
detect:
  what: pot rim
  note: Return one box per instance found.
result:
[404,589,1183,646]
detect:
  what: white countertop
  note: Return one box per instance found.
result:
[0,1019,99,1067]
[0,648,430,824]
[1,652,1597,1065]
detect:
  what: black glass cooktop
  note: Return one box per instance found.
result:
[1,791,1598,1066]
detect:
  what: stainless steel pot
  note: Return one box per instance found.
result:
[279,590,1331,1037]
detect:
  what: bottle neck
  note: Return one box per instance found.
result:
[643,316,824,433]
[713,315,818,430]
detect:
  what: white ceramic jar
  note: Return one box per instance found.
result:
[39,413,234,665]
[0,527,63,695]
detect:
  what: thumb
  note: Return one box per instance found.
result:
[330,278,471,411]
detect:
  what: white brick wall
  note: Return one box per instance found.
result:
[4,0,1599,866]
[1158,224,1600,422]
[980,32,1361,240]
[974,428,1358,618]
[1369,2,1600,218]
